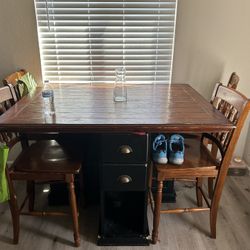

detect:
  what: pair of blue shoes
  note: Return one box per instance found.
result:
[153,134,184,165]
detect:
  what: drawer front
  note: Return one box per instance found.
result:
[101,133,148,164]
[101,164,147,191]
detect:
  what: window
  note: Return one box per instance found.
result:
[34,0,178,84]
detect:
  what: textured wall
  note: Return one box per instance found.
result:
[172,0,250,163]
[0,0,42,84]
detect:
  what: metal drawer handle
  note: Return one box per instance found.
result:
[117,175,132,184]
[119,145,133,154]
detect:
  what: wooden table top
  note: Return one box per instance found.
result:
[0,84,233,133]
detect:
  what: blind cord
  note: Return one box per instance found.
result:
[45,0,50,31]
[122,0,125,68]
[154,0,160,84]
[88,0,94,84]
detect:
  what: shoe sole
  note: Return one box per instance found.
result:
[169,158,184,165]
[154,158,168,164]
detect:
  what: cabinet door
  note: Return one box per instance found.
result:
[101,164,147,191]
[101,133,148,164]
[99,190,149,245]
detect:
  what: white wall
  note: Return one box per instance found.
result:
[0,0,249,163]
[172,0,250,163]
[0,0,42,84]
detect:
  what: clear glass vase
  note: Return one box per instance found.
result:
[113,67,127,102]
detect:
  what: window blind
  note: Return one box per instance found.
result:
[34,0,178,84]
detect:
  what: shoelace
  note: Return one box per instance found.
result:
[153,139,167,151]
[170,138,184,152]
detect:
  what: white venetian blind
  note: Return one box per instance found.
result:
[34,0,177,84]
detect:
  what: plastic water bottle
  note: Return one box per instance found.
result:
[113,67,127,102]
[42,82,55,116]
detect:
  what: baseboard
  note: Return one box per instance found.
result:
[228,158,248,176]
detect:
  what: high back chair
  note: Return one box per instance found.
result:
[3,69,59,142]
[0,85,82,247]
[149,84,250,244]
[227,72,239,89]
[2,69,27,100]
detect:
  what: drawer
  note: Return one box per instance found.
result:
[101,164,147,191]
[101,133,148,164]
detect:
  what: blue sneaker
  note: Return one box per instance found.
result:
[152,134,168,164]
[169,134,184,165]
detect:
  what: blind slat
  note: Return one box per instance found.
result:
[35,0,177,84]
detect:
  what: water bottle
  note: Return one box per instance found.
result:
[42,82,55,116]
[113,67,127,102]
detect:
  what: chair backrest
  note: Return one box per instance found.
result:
[0,85,17,144]
[2,69,27,100]
[210,84,250,167]
[207,84,250,203]
[227,72,239,89]
[210,72,239,103]
[0,86,17,114]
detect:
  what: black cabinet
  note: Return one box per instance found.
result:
[98,133,149,245]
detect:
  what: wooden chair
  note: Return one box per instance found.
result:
[3,69,59,142]
[227,72,239,89]
[149,83,250,244]
[2,69,27,100]
[0,85,82,247]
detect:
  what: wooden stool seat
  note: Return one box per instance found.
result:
[155,137,218,180]
[13,140,81,174]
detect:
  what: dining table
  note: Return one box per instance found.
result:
[0,83,233,133]
[0,83,234,245]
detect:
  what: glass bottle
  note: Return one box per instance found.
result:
[113,67,127,102]
[42,81,55,116]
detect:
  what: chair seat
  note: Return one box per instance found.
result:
[155,137,219,180]
[13,140,82,174]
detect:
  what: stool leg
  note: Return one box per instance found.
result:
[147,162,153,205]
[7,173,20,244]
[152,180,163,244]
[67,175,80,247]
[8,198,20,244]
[208,177,214,199]
[210,175,224,239]
[196,178,203,207]
[27,181,35,212]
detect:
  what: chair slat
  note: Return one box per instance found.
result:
[215,85,247,113]
[0,86,17,145]
[2,69,27,100]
